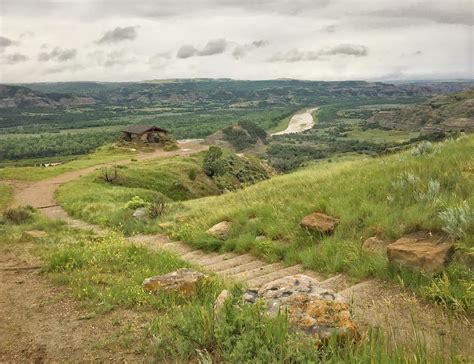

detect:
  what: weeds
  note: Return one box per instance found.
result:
[439,201,473,240]
[3,206,34,224]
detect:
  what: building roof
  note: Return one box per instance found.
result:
[122,124,168,134]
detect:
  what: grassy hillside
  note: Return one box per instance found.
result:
[164,135,474,311]
[1,215,453,362]
[0,145,135,181]
[368,88,474,132]
[57,150,270,234]
[0,184,12,210]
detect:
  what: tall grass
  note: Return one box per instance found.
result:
[0,184,13,211]
[2,216,463,363]
[166,135,474,311]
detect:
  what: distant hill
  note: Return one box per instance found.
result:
[0,84,96,108]
[367,88,474,133]
[12,79,474,108]
[205,121,268,153]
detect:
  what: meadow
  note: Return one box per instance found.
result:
[55,134,474,313]
[0,212,462,362]
[164,136,474,312]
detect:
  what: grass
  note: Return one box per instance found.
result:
[0,184,13,211]
[163,135,474,312]
[0,214,465,362]
[57,150,270,235]
[343,128,419,143]
[0,144,135,182]
[56,155,218,234]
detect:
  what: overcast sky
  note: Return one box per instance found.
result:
[0,0,472,82]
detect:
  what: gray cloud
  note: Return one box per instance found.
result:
[96,26,138,44]
[1,0,332,19]
[177,39,229,58]
[38,47,77,62]
[103,50,137,67]
[0,36,14,48]
[320,44,368,57]
[1,53,29,64]
[233,40,269,59]
[177,45,197,59]
[371,4,473,25]
[268,49,320,62]
[269,44,368,62]
[197,39,228,56]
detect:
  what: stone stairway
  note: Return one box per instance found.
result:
[128,234,352,292]
[39,208,474,357]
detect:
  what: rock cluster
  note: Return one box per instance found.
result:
[386,232,454,273]
[217,274,358,342]
[207,221,232,240]
[300,212,339,234]
[143,268,206,295]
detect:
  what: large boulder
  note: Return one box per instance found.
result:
[143,268,206,295]
[362,236,387,254]
[207,221,231,240]
[132,207,147,220]
[244,275,358,342]
[387,232,454,274]
[300,212,339,234]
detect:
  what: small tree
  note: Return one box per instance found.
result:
[203,146,224,177]
[101,165,118,183]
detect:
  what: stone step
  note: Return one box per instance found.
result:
[180,250,210,262]
[318,274,352,293]
[231,262,284,282]
[162,242,194,255]
[246,264,304,288]
[207,254,257,272]
[191,251,221,264]
[198,252,239,266]
[218,260,267,276]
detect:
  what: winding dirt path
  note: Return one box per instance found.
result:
[271,107,319,136]
[10,140,208,211]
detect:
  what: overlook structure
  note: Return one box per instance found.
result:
[121,124,169,143]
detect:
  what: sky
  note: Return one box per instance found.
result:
[0,0,472,82]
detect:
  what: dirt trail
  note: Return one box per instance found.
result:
[11,140,207,209]
[0,252,154,363]
[3,136,473,360]
[271,107,319,135]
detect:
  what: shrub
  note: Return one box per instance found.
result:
[188,168,197,181]
[411,141,434,156]
[3,206,33,224]
[439,201,473,240]
[125,196,150,210]
[149,195,167,218]
[203,146,224,177]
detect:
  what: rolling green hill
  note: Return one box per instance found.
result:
[163,135,474,311]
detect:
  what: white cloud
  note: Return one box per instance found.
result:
[0,0,472,82]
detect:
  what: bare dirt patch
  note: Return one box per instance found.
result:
[0,250,155,363]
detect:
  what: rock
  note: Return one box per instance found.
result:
[20,230,48,242]
[300,212,339,234]
[143,268,206,295]
[213,289,230,313]
[386,232,454,274]
[132,207,147,220]
[283,294,358,341]
[362,236,387,254]
[255,235,266,241]
[207,221,231,240]
[244,275,358,341]
[158,221,176,229]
